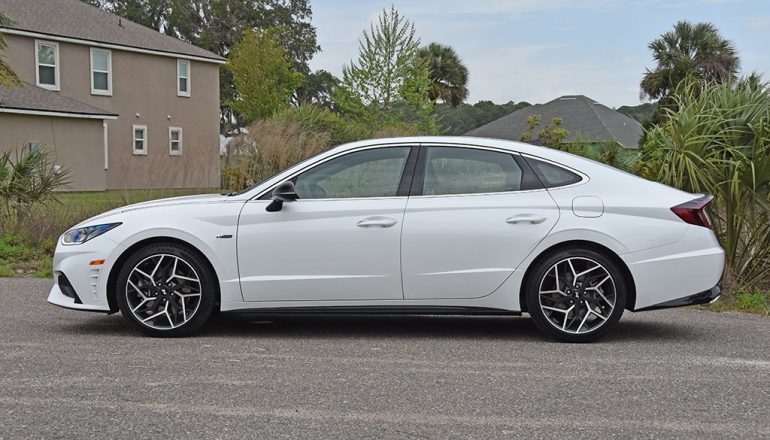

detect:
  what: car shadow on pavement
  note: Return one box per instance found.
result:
[200,313,703,343]
[606,319,701,342]
[56,312,704,343]
[200,314,546,341]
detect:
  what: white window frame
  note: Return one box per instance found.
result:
[28,142,43,153]
[177,59,190,97]
[169,127,183,156]
[90,48,112,96]
[132,124,147,156]
[35,40,60,91]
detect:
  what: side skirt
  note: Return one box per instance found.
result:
[221,305,522,317]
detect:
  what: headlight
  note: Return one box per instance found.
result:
[61,223,121,245]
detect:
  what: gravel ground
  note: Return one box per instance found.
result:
[0,278,768,439]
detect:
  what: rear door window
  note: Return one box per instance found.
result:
[525,157,582,188]
[421,147,524,196]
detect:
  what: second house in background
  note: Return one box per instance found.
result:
[0,0,223,190]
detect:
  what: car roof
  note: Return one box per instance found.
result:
[327,136,595,169]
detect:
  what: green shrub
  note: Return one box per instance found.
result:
[0,233,36,261]
[0,265,13,277]
[275,104,368,146]
[735,289,769,315]
[0,232,50,277]
[0,147,70,233]
[641,79,770,292]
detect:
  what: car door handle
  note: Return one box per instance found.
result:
[506,214,547,225]
[357,217,398,228]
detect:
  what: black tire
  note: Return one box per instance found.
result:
[524,247,626,342]
[116,243,218,337]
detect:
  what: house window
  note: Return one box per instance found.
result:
[28,142,43,153]
[169,127,182,155]
[133,125,147,155]
[90,48,112,95]
[35,41,59,90]
[177,59,190,97]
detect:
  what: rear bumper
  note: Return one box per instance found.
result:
[634,285,721,312]
[623,224,724,310]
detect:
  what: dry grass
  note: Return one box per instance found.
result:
[221,105,428,192]
[105,141,220,190]
[222,118,329,191]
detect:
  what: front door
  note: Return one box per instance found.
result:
[401,146,559,300]
[237,146,414,302]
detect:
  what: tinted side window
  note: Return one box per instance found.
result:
[525,158,582,188]
[294,147,410,199]
[422,147,523,195]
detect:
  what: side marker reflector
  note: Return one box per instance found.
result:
[89,259,105,266]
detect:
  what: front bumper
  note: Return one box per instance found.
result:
[48,282,110,312]
[635,285,721,312]
[47,236,123,313]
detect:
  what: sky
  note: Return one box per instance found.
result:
[308,0,770,108]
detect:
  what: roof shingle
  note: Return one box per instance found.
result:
[0,0,223,62]
[465,95,643,148]
[0,81,116,117]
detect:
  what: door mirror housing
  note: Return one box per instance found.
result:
[266,181,299,212]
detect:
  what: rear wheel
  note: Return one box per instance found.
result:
[116,243,217,337]
[525,248,626,342]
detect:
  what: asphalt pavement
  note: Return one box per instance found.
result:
[0,278,768,439]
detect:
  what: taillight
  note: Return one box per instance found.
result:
[671,195,713,228]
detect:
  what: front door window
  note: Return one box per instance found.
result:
[294,147,411,199]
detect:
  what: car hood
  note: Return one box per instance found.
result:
[76,193,234,227]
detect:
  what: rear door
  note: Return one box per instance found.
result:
[401,145,559,300]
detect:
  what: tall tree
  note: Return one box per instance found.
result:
[336,5,432,127]
[418,43,468,107]
[435,100,530,135]
[641,21,739,104]
[295,69,339,109]
[0,9,19,87]
[82,0,319,133]
[227,28,303,124]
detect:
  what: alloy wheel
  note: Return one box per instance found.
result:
[125,254,203,330]
[538,257,616,334]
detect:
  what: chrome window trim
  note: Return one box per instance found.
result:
[250,142,589,201]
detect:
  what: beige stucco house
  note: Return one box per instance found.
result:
[0,0,224,190]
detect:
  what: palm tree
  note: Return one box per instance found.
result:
[418,43,468,107]
[641,21,739,102]
[0,10,19,87]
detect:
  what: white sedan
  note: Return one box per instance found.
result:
[49,137,724,342]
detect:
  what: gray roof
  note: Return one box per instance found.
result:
[0,0,224,62]
[465,95,643,148]
[0,82,116,118]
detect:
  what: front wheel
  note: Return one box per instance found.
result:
[524,248,626,342]
[116,243,217,337]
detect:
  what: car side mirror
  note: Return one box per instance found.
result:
[266,181,299,212]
